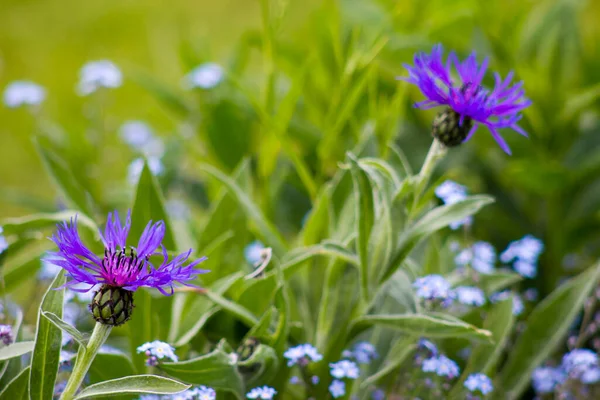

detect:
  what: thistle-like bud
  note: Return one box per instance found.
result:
[89,285,134,326]
[432,108,473,147]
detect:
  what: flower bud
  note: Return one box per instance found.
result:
[89,285,134,326]
[432,108,473,147]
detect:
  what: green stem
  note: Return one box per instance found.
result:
[60,322,112,400]
[410,139,447,218]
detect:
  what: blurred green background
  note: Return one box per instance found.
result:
[2,0,600,297]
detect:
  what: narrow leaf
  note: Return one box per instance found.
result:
[42,312,86,347]
[0,342,35,361]
[74,375,190,399]
[0,366,29,400]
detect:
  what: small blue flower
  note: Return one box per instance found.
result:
[455,242,496,274]
[0,227,8,254]
[246,386,277,399]
[185,63,224,90]
[418,339,438,355]
[500,235,543,264]
[330,360,360,379]
[0,324,14,346]
[532,366,566,394]
[289,376,300,385]
[464,373,493,395]
[3,81,46,108]
[284,344,322,367]
[120,121,154,149]
[350,341,378,364]
[523,288,539,302]
[413,275,454,302]
[434,181,473,229]
[77,60,122,95]
[422,355,460,378]
[371,389,385,400]
[561,349,599,380]
[244,241,265,266]
[329,380,346,398]
[455,286,486,307]
[194,386,217,400]
[311,376,319,385]
[136,340,178,365]
[513,260,537,278]
[581,366,600,384]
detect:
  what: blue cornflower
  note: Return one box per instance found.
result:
[0,324,13,346]
[329,380,346,398]
[349,341,378,364]
[284,344,322,367]
[434,181,473,229]
[0,227,8,254]
[561,349,599,381]
[532,366,566,394]
[246,386,277,399]
[501,235,543,278]
[3,81,46,108]
[244,241,266,266]
[422,355,460,379]
[185,63,224,90]
[77,60,122,95]
[455,242,496,274]
[464,373,494,395]
[400,44,531,154]
[330,360,360,379]
[137,340,178,365]
[413,275,454,302]
[455,286,486,307]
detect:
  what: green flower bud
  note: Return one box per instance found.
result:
[89,285,134,326]
[432,108,473,147]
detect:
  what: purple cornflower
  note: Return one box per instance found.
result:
[422,355,460,379]
[46,211,207,295]
[246,386,277,399]
[330,360,360,379]
[400,44,531,154]
[0,324,13,345]
[464,373,494,395]
[136,340,178,365]
[283,343,323,367]
[329,380,346,398]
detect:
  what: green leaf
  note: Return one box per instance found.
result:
[351,314,493,342]
[160,341,244,398]
[0,211,98,237]
[34,139,96,218]
[497,262,600,400]
[0,342,35,361]
[0,367,29,400]
[198,163,287,255]
[130,161,176,250]
[360,336,416,388]
[29,270,65,400]
[204,290,259,327]
[42,312,87,347]
[449,297,515,399]
[238,344,279,386]
[348,153,375,301]
[383,196,494,283]
[89,352,136,385]
[73,375,190,399]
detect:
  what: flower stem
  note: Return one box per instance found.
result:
[60,322,112,400]
[410,139,447,217]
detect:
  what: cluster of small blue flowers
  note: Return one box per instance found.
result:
[138,386,216,400]
[284,343,323,367]
[532,348,600,396]
[500,235,544,278]
[137,340,179,366]
[435,181,474,229]
[328,359,360,398]
[246,386,277,399]
[413,275,486,308]
[455,241,496,274]
[342,341,379,364]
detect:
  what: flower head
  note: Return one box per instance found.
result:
[349,341,378,364]
[561,349,599,380]
[3,81,46,108]
[47,210,207,294]
[501,235,544,278]
[246,386,277,399]
[120,121,154,149]
[455,286,486,307]
[78,60,122,95]
[137,340,178,365]
[400,44,531,154]
[329,380,346,398]
[532,366,566,394]
[185,63,224,89]
[455,241,496,274]
[330,360,360,379]
[422,355,460,379]
[284,343,323,367]
[0,324,13,346]
[464,373,494,395]
[413,275,454,303]
[244,240,266,266]
[435,181,473,229]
